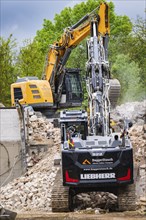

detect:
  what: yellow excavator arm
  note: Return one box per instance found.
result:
[44,3,110,93]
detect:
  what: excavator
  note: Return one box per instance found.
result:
[50,3,136,212]
[11,3,119,117]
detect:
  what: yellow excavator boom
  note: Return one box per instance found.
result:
[44,2,110,83]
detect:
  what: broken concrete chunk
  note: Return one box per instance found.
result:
[29,115,38,122]
[54,153,61,165]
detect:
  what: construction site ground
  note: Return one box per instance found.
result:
[1,100,146,219]
[16,211,146,220]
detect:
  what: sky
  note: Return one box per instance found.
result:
[1,0,146,46]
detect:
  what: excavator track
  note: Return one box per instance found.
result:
[117,183,136,211]
[51,168,70,212]
[109,79,121,107]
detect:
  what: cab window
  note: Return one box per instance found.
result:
[14,88,23,100]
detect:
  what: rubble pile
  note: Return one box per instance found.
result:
[129,124,146,213]
[27,110,60,145]
[129,124,146,163]
[111,100,146,125]
[1,145,60,212]
[136,164,146,213]
[74,192,117,211]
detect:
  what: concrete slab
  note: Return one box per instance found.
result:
[0,108,21,141]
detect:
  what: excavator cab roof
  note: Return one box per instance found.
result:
[16,77,39,83]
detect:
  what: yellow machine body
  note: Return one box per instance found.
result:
[11,79,53,108]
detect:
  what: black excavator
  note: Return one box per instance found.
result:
[51,3,136,212]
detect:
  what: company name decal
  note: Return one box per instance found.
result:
[80,173,115,180]
[92,158,113,164]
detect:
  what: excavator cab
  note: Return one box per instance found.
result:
[11,69,83,111]
[60,110,88,144]
[60,68,83,107]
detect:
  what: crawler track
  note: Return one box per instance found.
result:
[118,183,136,211]
[51,169,70,212]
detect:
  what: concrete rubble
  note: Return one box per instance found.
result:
[26,109,60,146]
[1,145,60,212]
[0,100,146,213]
[74,192,117,211]
[111,100,146,125]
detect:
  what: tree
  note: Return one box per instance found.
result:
[16,39,45,79]
[110,16,146,101]
[108,15,132,64]
[54,7,73,34]
[0,35,17,106]
[127,17,146,87]
[35,19,56,53]
[111,54,143,103]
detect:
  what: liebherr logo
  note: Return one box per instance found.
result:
[80,173,115,180]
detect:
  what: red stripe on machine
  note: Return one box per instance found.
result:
[117,168,131,181]
[65,170,79,183]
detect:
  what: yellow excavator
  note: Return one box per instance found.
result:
[11,3,119,116]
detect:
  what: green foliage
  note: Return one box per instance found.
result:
[109,16,146,102]
[35,19,56,53]
[16,39,45,78]
[127,17,146,87]
[54,7,73,33]
[111,15,132,37]
[0,35,17,106]
[111,54,143,102]
[109,16,132,64]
